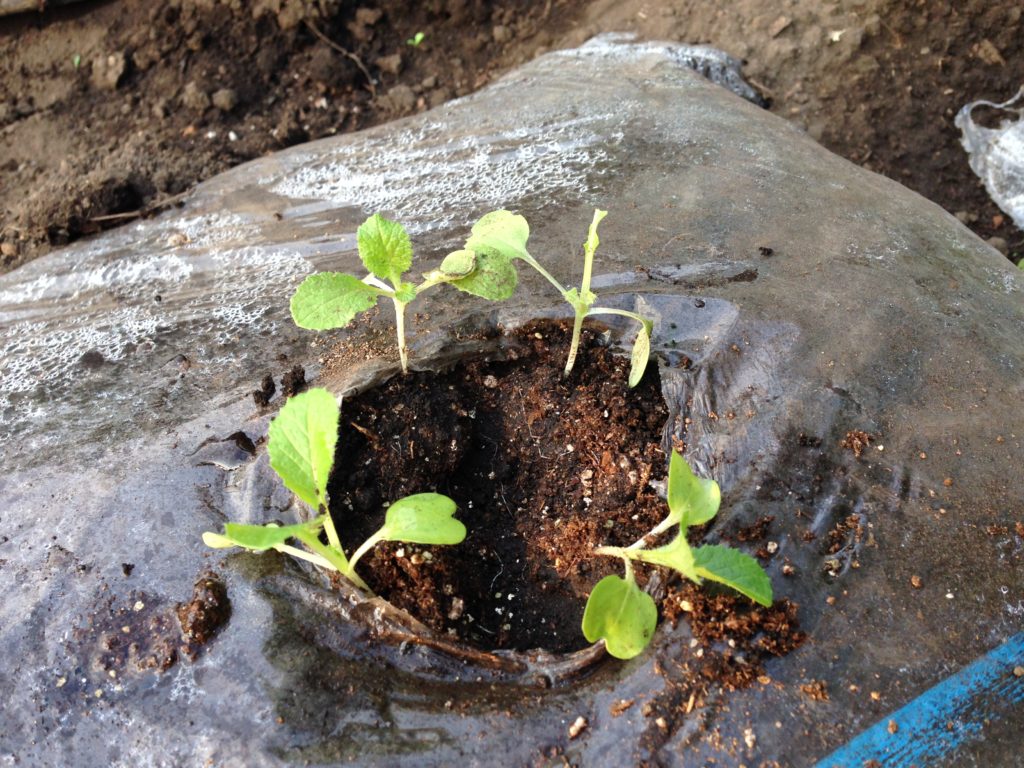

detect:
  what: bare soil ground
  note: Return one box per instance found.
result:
[1,0,1022,270]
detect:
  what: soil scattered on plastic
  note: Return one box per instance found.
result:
[175,571,231,659]
[65,570,230,702]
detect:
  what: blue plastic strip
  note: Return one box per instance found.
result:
[816,632,1024,767]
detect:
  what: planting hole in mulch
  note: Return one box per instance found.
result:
[327,320,671,653]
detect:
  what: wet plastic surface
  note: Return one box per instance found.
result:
[1,35,1022,766]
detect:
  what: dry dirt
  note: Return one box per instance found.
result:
[1,0,1022,271]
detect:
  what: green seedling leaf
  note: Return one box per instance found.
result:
[449,247,518,300]
[267,388,339,509]
[629,533,699,582]
[465,210,531,262]
[202,518,324,551]
[582,574,658,659]
[358,213,413,284]
[628,319,653,388]
[694,545,773,606]
[438,249,477,277]
[291,272,380,330]
[378,493,466,545]
[666,449,720,529]
[406,31,425,47]
[393,282,417,303]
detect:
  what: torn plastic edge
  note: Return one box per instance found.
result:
[955,87,1024,230]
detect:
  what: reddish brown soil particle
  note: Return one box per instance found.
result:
[826,513,865,555]
[731,515,775,543]
[800,679,830,701]
[175,572,231,659]
[840,430,872,458]
[328,321,669,652]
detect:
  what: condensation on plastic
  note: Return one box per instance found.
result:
[956,87,1024,229]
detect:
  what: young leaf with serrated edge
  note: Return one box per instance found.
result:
[378,493,466,545]
[667,449,720,529]
[202,518,324,551]
[582,574,658,660]
[358,213,413,284]
[291,273,380,330]
[267,388,339,510]
[694,545,773,606]
[628,319,653,388]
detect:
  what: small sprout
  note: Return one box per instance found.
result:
[406,31,426,47]
[202,388,465,591]
[72,54,82,69]
[583,450,773,659]
[291,213,512,374]
[457,209,653,386]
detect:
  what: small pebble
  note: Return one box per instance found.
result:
[1013,666,1024,677]
[910,575,922,589]
[568,715,588,739]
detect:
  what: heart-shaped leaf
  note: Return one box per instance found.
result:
[358,213,412,283]
[464,210,530,262]
[667,449,720,529]
[378,493,466,545]
[694,545,773,606]
[267,388,339,510]
[582,574,658,659]
[290,272,380,330]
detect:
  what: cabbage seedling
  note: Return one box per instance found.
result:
[456,209,653,386]
[202,388,465,590]
[290,213,489,375]
[582,450,772,659]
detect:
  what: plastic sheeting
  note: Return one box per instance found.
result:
[1,35,1022,767]
[957,87,1024,229]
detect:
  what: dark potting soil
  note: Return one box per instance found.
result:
[327,320,671,653]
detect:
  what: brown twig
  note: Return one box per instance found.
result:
[303,19,377,98]
[88,189,192,223]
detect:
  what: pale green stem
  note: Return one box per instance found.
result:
[646,514,678,540]
[274,543,336,571]
[587,307,648,325]
[595,544,651,562]
[347,530,385,575]
[580,238,596,299]
[294,529,370,591]
[623,556,636,583]
[563,305,589,378]
[393,298,409,374]
[322,509,342,551]
[517,253,568,295]
[415,276,443,293]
